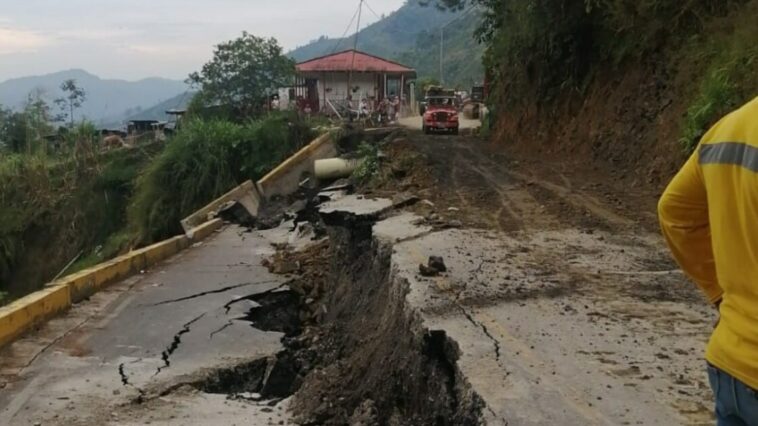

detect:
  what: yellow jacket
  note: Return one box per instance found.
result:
[659,96,758,390]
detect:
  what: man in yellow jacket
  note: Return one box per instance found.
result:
[659,96,758,425]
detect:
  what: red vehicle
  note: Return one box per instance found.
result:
[422,96,459,135]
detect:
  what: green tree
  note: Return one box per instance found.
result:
[188,32,294,118]
[23,91,55,155]
[0,108,29,154]
[54,79,87,128]
[0,107,14,152]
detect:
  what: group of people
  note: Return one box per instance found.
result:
[358,95,403,124]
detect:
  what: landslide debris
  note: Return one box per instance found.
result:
[278,210,483,425]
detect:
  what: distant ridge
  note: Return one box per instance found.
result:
[0,69,187,125]
[288,0,484,87]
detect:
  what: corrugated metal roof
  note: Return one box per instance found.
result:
[296,49,415,73]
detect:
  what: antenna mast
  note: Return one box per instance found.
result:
[347,0,363,110]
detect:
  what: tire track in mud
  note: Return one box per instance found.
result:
[431,138,540,233]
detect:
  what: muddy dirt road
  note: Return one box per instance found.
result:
[373,128,717,424]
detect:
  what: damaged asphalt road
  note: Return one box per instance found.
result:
[0,127,718,426]
[0,226,296,426]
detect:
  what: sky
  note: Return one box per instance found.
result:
[0,0,406,83]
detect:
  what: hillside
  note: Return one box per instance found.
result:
[465,0,758,188]
[289,0,485,87]
[0,69,187,125]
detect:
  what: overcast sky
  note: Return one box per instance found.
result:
[0,0,406,83]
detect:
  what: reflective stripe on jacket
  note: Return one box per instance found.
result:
[659,96,758,390]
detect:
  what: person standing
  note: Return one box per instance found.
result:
[659,96,758,425]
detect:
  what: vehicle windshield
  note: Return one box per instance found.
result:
[427,97,456,107]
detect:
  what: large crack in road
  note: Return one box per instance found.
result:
[0,127,716,425]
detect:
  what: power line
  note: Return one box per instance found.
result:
[327,3,362,55]
[363,0,382,21]
[347,0,364,105]
[441,2,479,29]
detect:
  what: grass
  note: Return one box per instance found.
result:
[680,67,738,152]
[69,231,133,274]
[0,154,60,284]
[0,140,159,303]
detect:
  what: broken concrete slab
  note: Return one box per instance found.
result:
[317,189,349,203]
[319,195,393,220]
[321,179,353,192]
[258,132,338,200]
[181,180,261,233]
[391,192,420,209]
[218,200,256,227]
[372,213,431,244]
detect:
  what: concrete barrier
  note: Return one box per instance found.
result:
[257,131,338,199]
[181,181,261,233]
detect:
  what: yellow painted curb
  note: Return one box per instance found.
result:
[257,131,337,199]
[0,283,70,349]
[258,132,333,187]
[186,218,224,242]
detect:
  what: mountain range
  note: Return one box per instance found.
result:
[0,1,484,126]
[0,69,187,125]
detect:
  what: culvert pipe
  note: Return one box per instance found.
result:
[314,158,363,180]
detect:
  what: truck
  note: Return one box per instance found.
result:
[421,86,459,135]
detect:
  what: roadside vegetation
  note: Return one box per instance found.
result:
[129,114,314,243]
[431,0,758,154]
[0,122,158,300]
[0,33,316,304]
[351,141,381,184]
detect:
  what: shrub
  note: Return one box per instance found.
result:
[352,142,380,184]
[680,68,738,152]
[679,3,758,152]
[129,113,315,243]
[0,155,58,282]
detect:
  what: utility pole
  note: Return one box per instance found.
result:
[439,28,444,85]
[347,0,363,110]
[439,5,477,88]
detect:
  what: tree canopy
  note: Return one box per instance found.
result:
[188,33,294,118]
[54,79,87,127]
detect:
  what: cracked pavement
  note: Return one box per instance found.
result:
[0,226,293,425]
[381,212,713,425]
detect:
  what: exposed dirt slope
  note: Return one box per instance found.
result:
[494,57,688,191]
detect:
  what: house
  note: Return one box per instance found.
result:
[100,129,128,138]
[293,49,416,114]
[127,120,160,135]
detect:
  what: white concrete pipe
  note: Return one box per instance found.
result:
[314,158,363,180]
